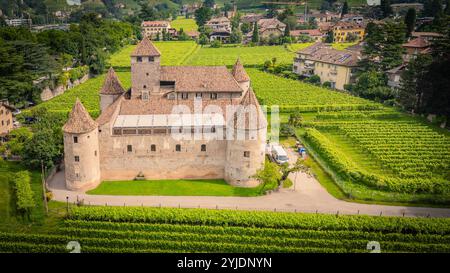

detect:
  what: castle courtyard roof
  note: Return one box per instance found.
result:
[131,38,161,57]
[160,66,243,92]
[100,67,126,95]
[231,59,250,83]
[63,99,98,134]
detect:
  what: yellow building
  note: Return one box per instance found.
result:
[0,100,15,141]
[332,22,365,43]
[293,43,361,90]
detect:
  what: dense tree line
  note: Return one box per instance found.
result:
[398,16,450,121]
[0,14,134,107]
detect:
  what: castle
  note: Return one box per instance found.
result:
[63,38,267,191]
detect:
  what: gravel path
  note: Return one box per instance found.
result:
[47,149,450,218]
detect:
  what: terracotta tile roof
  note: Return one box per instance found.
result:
[100,67,126,95]
[131,37,161,57]
[231,59,250,83]
[403,37,430,48]
[333,21,364,30]
[234,88,267,130]
[206,16,231,24]
[96,96,124,126]
[63,99,98,133]
[298,43,361,66]
[258,18,286,29]
[119,96,241,121]
[411,31,443,38]
[290,29,323,37]
[160,66,243,92]
[141,21,170,27]
[186,30,200,37]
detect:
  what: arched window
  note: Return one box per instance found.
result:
[201,144,206,152]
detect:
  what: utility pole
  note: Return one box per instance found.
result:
[41,160,48,215]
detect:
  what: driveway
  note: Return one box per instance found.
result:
[47,155,450,218]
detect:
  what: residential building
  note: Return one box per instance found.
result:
[141,21,172,39]
[341,14,365,25]
[402,36,431,62]
[205,17,231,32]
[0,100,15,141]
[332,21,365,43]
[386,64,407,89]
[5,18,32,27]
[391,3,424,15]
[293,43,361,90]
[245,18,286,42]
[290,29,324,42]
[62,39,267,191]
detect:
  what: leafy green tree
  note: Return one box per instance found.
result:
[398,54,433,112]
[22,128,61,170]
[203,0,216,8]
[288,111,303,127]
[195,6,212,27]
[199,33,209,45]
[405,8,417,37]
[353,71,393,101]
[230,28,243,44]
[241,22,252,34]
[254,160,281,193]
[359,21,406,72]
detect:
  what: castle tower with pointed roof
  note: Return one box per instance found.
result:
[100,67,126,112]
[231,58,250,92]
[130,37,162,99]
[63,99,100,191]
[225,88,267,187]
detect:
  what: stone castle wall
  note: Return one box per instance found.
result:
[64,129,101,191]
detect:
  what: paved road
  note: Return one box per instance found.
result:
[47,161,450,218]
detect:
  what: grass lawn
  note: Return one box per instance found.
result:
[171,17,198,32]
[87,179,262,197]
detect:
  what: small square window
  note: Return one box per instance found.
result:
[127,145,133,152]
[244,151,250,158]
[210,93,218,100]
[137,57,142,62]
[74,156,80,162]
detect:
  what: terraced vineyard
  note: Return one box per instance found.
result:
[1,207,450,253]
[300,112,450,204]
[109,41,199,67]
[183,45,296,66]
[248,69,379,112]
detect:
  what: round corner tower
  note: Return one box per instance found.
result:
[225,88,267,187]
[231,58,250,92]
[100,67,126,112]
[63,99,101,191]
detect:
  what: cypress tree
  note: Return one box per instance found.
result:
[342,1,349,17]
[404,8,416,37]
[252,22,259,43]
